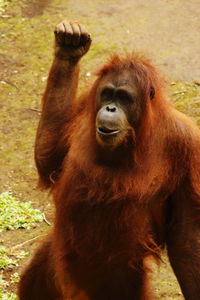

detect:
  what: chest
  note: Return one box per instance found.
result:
[63,193,156,263]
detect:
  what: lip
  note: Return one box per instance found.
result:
[97,127,121,136]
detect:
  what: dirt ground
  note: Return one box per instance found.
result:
[0,0,200,299]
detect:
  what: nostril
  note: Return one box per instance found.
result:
[106,106,116,113]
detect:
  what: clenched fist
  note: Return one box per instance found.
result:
[54,20,92,61]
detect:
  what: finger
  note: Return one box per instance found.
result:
[63,21,73,45]
[70,22,81,47]
[54,22,66,44]
[81,33,91,48]
[79,24,89,46]
[54,21,65,34]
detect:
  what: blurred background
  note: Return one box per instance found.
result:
[0,0,199,298]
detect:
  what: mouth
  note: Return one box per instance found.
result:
[97,127,121,136]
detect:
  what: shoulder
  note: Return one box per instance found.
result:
[162,108,200,172]
[166,107,200,144]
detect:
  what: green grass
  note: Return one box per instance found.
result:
[0,191,43,299]
[0,192,43,232]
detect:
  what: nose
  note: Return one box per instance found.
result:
[106,105,117,113]
[96,104,121,131]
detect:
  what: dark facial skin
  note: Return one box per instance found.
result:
[95,69,141,148]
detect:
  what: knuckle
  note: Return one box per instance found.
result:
[86,33,91,39]
[55,25,64,34]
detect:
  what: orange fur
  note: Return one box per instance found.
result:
[19,53,200,300]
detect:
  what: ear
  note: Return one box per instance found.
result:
[150,87,155,100]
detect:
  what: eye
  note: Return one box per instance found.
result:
[116,89,133,103]
[100,88,114,100]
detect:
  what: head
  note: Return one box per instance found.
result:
[92,53,161,149]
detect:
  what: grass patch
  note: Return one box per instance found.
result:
[0,245,17,270]
[0,192,43,232]
[0,191,43,299]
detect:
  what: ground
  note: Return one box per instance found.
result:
[0,0,200,299]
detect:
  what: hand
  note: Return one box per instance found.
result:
[54,20,92,61]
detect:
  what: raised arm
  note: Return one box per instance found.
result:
[35,20,91,189]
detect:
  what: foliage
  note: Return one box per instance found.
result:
[0,275,18,300]
[0,191,42,298]
[0,245,17,269]
[0,246,29,271]
[0,247,27,300]
[10,273,20,284]
[0,190,41,299]
[0,291,17,300]
[0,192,43,232]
